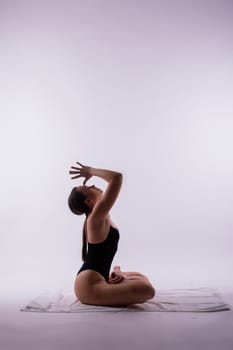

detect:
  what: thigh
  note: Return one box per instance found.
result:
[123,271,153,285]
[93,279,153,306]
[74,270,105,301]
[123,271,148,278]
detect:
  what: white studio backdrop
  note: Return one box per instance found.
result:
[0,0,233,299]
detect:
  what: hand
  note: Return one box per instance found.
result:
[109,266,125,284]
[109,272,124,284]
[69,161,93,185]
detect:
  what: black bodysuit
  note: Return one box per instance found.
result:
[77,225,120,282]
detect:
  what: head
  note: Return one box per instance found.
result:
[68,185,103,216]
[68,185,103,262]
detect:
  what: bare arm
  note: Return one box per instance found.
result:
[90,167,122,183]
[91,167,122,219]
[69,161,123,220]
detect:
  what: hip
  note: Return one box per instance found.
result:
[74,269,106,301]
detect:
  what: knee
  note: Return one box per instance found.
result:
[132,281,156,300]
[150,286,156,299]
[144,284,156,299]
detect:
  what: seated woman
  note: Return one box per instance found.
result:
[68,161,155,306]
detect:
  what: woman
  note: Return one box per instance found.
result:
[68,161,155,306]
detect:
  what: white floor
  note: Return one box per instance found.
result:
[1,288,233,350]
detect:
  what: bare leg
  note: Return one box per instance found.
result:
[75,270,156,306]
[109,266,153,285]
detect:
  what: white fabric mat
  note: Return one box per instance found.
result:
[20,287,230,313]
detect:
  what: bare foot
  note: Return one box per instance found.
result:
[113,266,122,274]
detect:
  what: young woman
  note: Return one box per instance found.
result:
[68,161,155,306]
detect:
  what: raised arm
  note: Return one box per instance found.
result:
[90,167,122,219]
[69,162,123,220]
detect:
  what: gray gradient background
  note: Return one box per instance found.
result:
[0,0,233,299]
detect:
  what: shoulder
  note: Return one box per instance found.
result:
[86,215,110,243]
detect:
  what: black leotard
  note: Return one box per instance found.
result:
[77,225,120,282]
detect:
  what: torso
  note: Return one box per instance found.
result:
[86,214,118,243]
[77,219,120,283]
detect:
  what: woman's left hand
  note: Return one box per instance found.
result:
[69,161,93,185]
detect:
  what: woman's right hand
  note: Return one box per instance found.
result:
[109,266,126,284]
[109,272,125,284]
[69,161,93,185]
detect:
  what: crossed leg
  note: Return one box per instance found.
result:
[75,268,156,307]
[109,266,151,284]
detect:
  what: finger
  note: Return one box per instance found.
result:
[111,275,120,282]
[71,175,82,179]
[69,170,82,174]
[113,277,122,284]
[116,278,123,283]
[76,161,85,167]
[109,278,119,284]
[71,166,80,170]
[83,178,88,185]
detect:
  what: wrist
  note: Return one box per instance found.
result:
[89,167,94,176]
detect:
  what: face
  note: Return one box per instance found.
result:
[76,185,103,203]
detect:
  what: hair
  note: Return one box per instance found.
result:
[68,187,91,261]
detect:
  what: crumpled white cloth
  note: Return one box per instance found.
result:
[20,287,230,313]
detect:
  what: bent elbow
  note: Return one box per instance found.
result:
[115,172,123,184]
